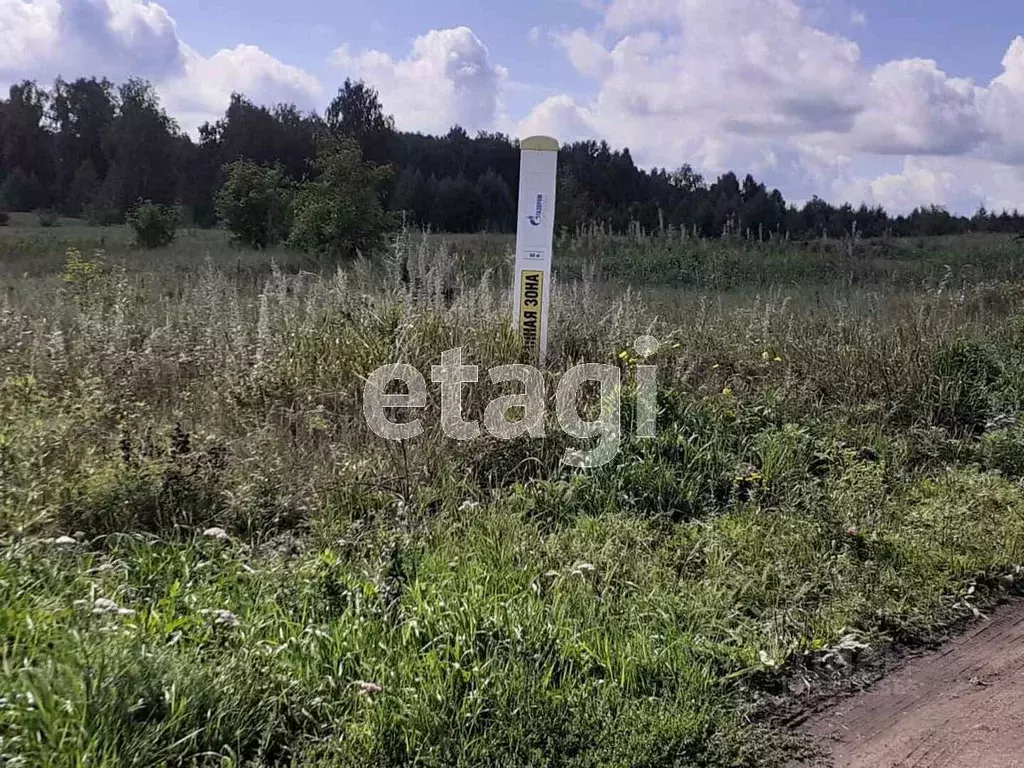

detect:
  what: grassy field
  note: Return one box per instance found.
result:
[2,217,1024,766]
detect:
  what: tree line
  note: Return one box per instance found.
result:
[2,75,1023,241]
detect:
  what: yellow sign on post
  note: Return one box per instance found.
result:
[513,136,559,363]
[518,269,544,352]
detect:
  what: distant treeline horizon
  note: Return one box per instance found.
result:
[1,76,1023,239]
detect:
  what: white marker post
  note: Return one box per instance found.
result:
[513,135,559,365]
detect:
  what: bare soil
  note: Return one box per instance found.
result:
[799,598,1024,767]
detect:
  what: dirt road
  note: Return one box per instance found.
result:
[801,598,1024,768]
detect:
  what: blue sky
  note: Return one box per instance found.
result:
[158,0,1024,109]
[4,0,1024,212]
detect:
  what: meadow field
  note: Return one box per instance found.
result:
[2,217,1024,766]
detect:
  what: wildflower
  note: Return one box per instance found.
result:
[200,609,240,628]
[774,356,783,363]
[54,536,77,547]
[458,500,480,512]
[758,650,778,668]
[203,527,230,542]
[213,610,239,628]
[762,351,770,360]
[355,681,383,696]
[571,563,596,578]
[722,387,733,396]
[93,598,119,613]
[847,526,858,536]
[92,598,135,616]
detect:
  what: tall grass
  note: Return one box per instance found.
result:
[2,229,1024,765]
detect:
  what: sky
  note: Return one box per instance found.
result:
[4,0,1024,213]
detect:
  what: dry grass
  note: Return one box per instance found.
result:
[1,228,1024,765]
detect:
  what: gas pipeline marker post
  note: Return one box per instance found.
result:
[512,135,559,364]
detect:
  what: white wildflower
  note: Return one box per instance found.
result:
[92,598,119,614]
[570,563,596,578]
[203,527,230,542]
[91,598,135,617]
[200,609,240,628]
[355,680,383,696]
[54,536,77,547]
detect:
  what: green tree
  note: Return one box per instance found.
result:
[67,159,101,217]
[390,167,431,227]
[433,176,483,232]
[101,79,181,213]
[215,160,293,248]
[555,167,591,234]
[476,170,513,232]
[0,82,55,211]
[288,138,396,258]
[127,200,179,248]
[0,168,46,211]
[50,77,116,212]
[325,79,395,166]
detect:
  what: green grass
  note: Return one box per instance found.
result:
[1,230,1024,765]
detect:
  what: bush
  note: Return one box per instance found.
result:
[127,200,179,248]
[288,137,396,258]
[215,160,293,248]
[0,211,9,227]
[37,209,60,227]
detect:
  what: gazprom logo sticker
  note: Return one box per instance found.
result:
[528,194,544,226]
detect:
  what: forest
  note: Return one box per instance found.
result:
[2,75,1023,240]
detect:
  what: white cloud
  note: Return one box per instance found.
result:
[853,59,982,156]
[331,27,507,135]
[0,0,184,82]
[523,0,864,169]
[0,0,321,133]
[519,0,1024,213]
[165,45,323,133]
[834,156,1024,214]
[555,28,612,79]
[518,94,596,143]
[0,0,61,72]
[850,9,866,26]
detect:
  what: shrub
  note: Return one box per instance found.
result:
[215,160,293,248]
[0,211,9,227]
[288,137,397,258]
[127,200,179,248]
[37,209,60,227]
